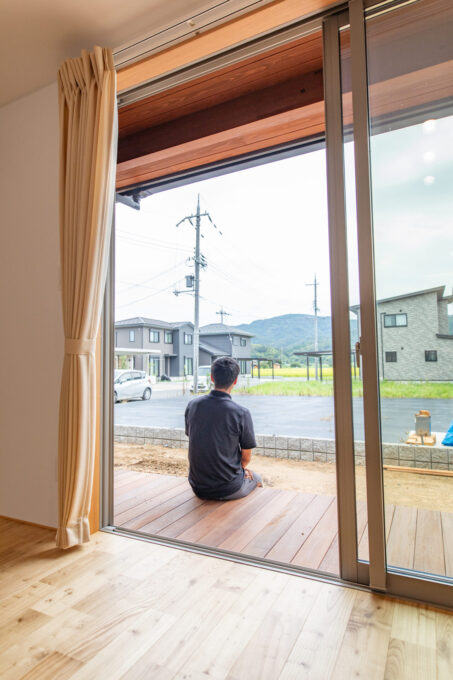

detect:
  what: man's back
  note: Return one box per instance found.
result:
[185,390,256,499]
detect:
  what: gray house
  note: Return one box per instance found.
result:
[115,318,254,377]
[199,324,254,374]
[351,286,453,380]
[115,317,189,377]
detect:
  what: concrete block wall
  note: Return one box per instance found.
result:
[114,426,453,471]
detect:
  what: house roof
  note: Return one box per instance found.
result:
[199,341,225,356]
[115,317,193,330]
[350,286,453,312]
[200,323,254,337]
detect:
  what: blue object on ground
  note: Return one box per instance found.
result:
[442,422,453,446]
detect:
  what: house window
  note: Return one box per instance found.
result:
[240,337,247,347]
[129,330,135,342]
[239,359,247,374]
[425,350,438,362]
[148,357,160,376]
[385,351,397,362]
[149,330,160,343]
[165,331,173,343]
[384,313,407,327]
[184,333,193,345]
[184,357,193,375]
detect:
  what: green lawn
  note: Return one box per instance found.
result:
[239,379,453,399]
[253,366,336,378]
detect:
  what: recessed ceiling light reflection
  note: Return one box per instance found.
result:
[423,119,437,134]
[423,175,435,186]
[423,151,435,163]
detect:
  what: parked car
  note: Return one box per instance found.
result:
[189,365,212,393]
[114,370,152,402]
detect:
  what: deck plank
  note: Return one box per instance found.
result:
[113,475,175,512]
[138,496,206,535]
[156,499,221,538]
[387,505,417,571]
[219,490,298,553]
[291,498,338,570]
[122,487,197,531]
[266,494,334,564]
[244,493,315,559]
[113,472,452,579]
[177,487,274,545]
[414,509,445,576]
[114,478,189,525]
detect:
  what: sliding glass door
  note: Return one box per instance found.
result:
[324,0,453,604]
[104,0,453,606]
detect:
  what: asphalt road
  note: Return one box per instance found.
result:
[114,394,453,442]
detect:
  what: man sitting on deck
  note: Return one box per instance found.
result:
[185,356,263,501]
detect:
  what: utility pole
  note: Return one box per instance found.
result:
[174,195,220,393]
[306,274,320,380]
[216,306,231,324]
[193,195,201,398]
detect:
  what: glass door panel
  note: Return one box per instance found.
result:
[364,0,453,581]
[113,139,343,577]
[339,25,371,566]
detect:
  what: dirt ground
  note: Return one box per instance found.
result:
[114,443,453,512]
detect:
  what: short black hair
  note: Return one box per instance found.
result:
[211,356,240,389]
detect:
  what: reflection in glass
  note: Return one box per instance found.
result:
[366,0,453,579]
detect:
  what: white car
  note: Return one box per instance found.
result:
[189,365,212,393]
[114,370,153,402]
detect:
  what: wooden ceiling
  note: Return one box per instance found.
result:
[116,0,453,190]
[118,30,323,163]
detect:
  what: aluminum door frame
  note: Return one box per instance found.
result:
[328,0,453,607]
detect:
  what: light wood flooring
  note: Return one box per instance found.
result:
[1,515,453,679]
[114,470,453,578]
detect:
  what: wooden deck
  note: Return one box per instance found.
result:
[114,469,453,578]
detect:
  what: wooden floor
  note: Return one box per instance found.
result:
[1,516,453,679]
[114,470,453,578]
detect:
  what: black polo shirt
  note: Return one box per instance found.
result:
[184,390,257,499]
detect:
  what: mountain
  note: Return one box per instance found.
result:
[237,313,358,353]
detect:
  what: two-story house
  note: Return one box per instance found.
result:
[115,318,254,377]
[199,324,254,374]
[115,318,193,377]
[351,286,453,380]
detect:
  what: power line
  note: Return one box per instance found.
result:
[116,258,188,294]
[116,232,192,255]
[115,280,178,309]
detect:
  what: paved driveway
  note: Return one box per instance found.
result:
[114,394,453,442]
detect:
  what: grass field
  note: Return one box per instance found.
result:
[239,379,453,399]
[253,367,337,378]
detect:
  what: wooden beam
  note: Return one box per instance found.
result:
[117,58,453,189]
[118,31,322,138]
[117,0,335,93]
[118,69,323,163]
[116,101,324,188]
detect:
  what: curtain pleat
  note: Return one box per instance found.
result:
[56,46,117,549]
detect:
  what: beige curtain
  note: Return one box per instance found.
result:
[56,46,117,549]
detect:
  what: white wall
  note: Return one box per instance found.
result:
[0,83,63,528]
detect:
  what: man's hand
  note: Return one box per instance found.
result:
[244,468,254,480]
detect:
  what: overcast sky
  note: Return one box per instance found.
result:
[115,116,453,328]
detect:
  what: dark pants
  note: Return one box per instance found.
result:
[218,471,263,500]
